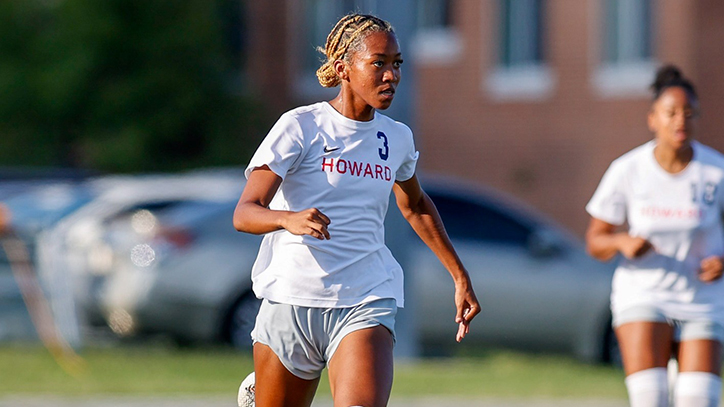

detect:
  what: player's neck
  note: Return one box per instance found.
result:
[653,143,693,174]
[328,92,375,122]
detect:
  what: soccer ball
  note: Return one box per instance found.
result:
[237,371,255,407]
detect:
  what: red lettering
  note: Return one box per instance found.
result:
[336,159,347,174]
[322,157,392,182]
[641,205,705,219]
[349,160,364,176]
[322,158,334,172]
[364,163,373,178]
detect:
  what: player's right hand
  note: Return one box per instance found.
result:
[282,208,331,240]
[699,255,724,283]
[618,235,653,259]
[453,276,480,342]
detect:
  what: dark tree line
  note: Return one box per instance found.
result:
[0,0,269,172]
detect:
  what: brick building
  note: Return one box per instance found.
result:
[244,0,724,235]
[414,0,724,235]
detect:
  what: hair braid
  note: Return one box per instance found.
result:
[315,13,394,88]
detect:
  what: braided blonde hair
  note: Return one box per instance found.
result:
[316,13,394,88]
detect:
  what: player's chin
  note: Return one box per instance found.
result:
[373,94,395,109]
[374,99,394,110]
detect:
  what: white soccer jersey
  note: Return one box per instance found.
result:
[245,101,419,308]
[587,140,724,323]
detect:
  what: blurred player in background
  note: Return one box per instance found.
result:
[586,65,724,407]
[233,13,480,407]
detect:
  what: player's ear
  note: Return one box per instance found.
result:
[334,59,349,82]
[647,108,657,132]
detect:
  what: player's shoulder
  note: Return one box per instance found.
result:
[282,102,326,122]
[271,103,329,139]
[694,141,724,168]
[609,140,654,171]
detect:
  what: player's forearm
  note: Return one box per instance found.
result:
[233,202,290,235]
[586,231,626,261]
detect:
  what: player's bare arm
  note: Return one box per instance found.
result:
[234,166,331,240]
[392,174,480,342]
[586,217,653,261]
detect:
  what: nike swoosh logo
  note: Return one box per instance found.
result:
[324,146,340,153]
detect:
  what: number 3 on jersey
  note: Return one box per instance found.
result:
[377,131,389,161]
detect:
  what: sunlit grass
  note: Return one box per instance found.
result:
[0,344,626,400]
[391,351,626,399]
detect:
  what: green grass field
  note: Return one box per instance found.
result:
[0,344,627,400]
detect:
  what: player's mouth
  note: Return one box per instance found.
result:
[674,129,689,141]
[379,87,395,100]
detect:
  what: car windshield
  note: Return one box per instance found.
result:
[427,192,533,246]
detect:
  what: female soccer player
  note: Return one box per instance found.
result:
[586,65,724,407]
[233,13,480,407]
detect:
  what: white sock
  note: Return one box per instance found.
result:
[625,368,669,407]
[674,372,721,407]
[668,358,679,406]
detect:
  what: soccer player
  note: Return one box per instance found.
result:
[586,65,724,407]
[233,13,480,407]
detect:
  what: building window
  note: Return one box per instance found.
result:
[485,0,555,101]
[603,0,653,64]
[411,0,461,65]
[593,0,656,98]
[499,0,544,68]
[416,0,451,30]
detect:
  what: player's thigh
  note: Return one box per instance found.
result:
[677,339,722,374]
[327,325,394,407]
[253,342,320,407]
[615,321,674,376]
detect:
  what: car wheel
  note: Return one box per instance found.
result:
[226,291,262,350]
[603,323,622,367]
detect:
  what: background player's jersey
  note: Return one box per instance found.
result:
[245,102,419,308]
[587,140,724,322]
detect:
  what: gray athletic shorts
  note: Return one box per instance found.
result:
[613,306,724,343]
[251,298,397,380]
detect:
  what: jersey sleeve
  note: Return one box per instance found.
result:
[245,113,304,180]
[395,126,420,182]
[586,160,628,226]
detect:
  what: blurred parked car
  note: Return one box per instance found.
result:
[409,176,616,363]
[86,197,262,348]
[76,173,615,363]
[5,170,243,345]
[0,174,101,343]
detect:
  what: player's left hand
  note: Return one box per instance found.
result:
[454,277,480,342]
[699,255,724,283]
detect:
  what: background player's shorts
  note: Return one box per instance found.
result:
[613,305,724,343]
[251,298,396,380]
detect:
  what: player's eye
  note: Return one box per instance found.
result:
[372,61,384,68]
[393,59,403,68]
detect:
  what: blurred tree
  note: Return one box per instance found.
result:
[0,0,269,172]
